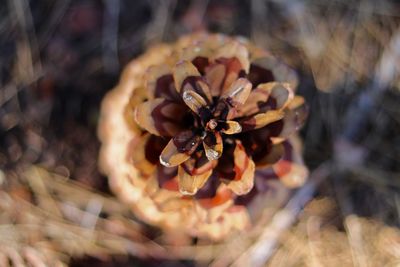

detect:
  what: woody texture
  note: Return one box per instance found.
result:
[98,33,308,240]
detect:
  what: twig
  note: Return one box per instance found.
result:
[144,0,176,45]
[230,162,330,267]
[375,28,400,89]
[38,0,72,49]
[344,215,370,267]
[102,0,120,73]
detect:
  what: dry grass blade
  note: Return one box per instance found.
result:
[0,0,399,266]
[1,166,241,263]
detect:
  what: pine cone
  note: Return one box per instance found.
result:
[98,33,308,240]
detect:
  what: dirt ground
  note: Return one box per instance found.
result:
[1,0,400,266]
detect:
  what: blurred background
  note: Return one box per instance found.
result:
[0,0,400,266]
